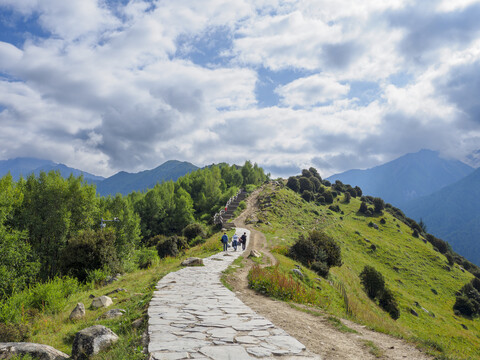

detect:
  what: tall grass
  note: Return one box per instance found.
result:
[248,265,319,304]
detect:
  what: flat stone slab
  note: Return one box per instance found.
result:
[148,227,318,359]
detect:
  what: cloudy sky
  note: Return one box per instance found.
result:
[1,0,480,178]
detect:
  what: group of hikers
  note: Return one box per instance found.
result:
[221,231,247,252]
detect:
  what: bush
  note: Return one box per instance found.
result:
[156,237,179,258]
[286,177,300,192]
[182,223,206,241]
[288,236,317,265]
[301,190,314,202]
[324,192,334,204]
[299,177,313,193]
[135,247,160,269]
[0,323,30,342]
[359,201,368,214]
[344,192,351,203]
[359,265,385,299]
[60,229,120,282]
[379,288,400,319]
[373,197,385,213]
[454,296,476,317]
[329,205,340,213]
[311,261,329,277]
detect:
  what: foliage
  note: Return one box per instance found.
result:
[359,265,385,299]
[454,279,480,317]
[60,229,120,281]
[288,230,342,277]
[156,236,179,258]
[133,247,160,269]
[182,223,206,241]
[359,265,399,319]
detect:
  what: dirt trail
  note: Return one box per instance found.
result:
[226,185,432,360]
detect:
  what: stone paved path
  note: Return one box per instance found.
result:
[148,227,321,360]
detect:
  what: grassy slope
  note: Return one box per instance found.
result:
[253,185,480,360]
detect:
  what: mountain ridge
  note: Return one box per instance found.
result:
[326,149,474,207]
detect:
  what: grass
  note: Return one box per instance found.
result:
[247,184,480,359]
[0,230,229,358]
[361,340,384,358]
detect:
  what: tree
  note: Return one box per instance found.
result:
[308,167,322,181]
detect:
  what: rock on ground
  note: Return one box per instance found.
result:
[69,303,86,321]
[181,257,204,266]
[91,296,113,309]
[0,342,69,360]
[71,325,119,360]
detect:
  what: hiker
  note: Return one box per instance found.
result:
[240,232,247,251]
[221,232,229,252]
[232,233,239,251]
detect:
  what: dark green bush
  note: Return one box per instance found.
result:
[379,288,400,319]
[156,236,179,258]
[286,177,300,192]
[344,192,351,203]
[135,248,159,269]
[425,234,449,254]
[0,323,30,342]
[309,230,342,268]
[373,197,385,213]
[288,236,317,265]
[309,167,322,181]
[299,177,313,193]
[60,229,120,281]
[359,265,385,299]
[329,204,340,213]
[302,169,312,178]
[324,192,334,204]
[359,201,368,214]
[182,223,206,241]
[311,177,322,192]
[454,296,476,317]
[301,190,314,202]
[380,218,386,224]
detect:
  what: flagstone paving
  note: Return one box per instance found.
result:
[148,228,321,360]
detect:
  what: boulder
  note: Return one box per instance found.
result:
[249,250,262,258]
[292,269,303,278]
[132,318,144,329]
[71,325,119,360]
[105,288,127,296]
[0,342,69,360]
[91,296,113,309]
[97,309,126,320]
[181,257,204,266]
[69,303,86,321]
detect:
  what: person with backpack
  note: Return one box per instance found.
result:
[221,232,229,252]
[232,233,239,251]
[240,232,247,251]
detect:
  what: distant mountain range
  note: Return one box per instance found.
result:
[95,160,199,196]
[403,167,480,265]
[0,157,199,196]
[0,158,105,182]
[326,149,474,208]
[326,149,480,265]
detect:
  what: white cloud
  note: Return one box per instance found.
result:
[276,74,350,107]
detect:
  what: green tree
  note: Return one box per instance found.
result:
[359,265,385,299]
[286,177,300,192]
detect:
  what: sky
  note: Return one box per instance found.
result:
[1,0,480,178]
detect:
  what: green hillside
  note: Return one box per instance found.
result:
[250,183,480,359]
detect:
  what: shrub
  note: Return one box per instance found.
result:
[182,223,206,241]
[299,177,313,193]
[311,261,329,277]
[288,236,317,265]
[302,190,314,202]
[329,205,340,213]
[156,236,179,258]
[324,192,334,204]
[85,267,111,287]
[379,288,400,320]
[301,169,312,178]
[309,230,342,268]
[309,167,322,181]
[380,218,386,224]
[373,197,385,213]
[190,236,207,247]
[135,247,160,269]
[425,234,449,254]
[359,265,385,299]
[359,201,368,214]
[286,177,300,192]
[0,323,30,342]
[60,229,120,282]
[354,186,362,197]
[310,177,322,192]
[315,196,325,204]
[344,192,351,203]
[412,229,419,238]
[454,296,476,317]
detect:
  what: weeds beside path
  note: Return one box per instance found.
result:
[224,184,432,360]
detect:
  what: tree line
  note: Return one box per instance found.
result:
[0,161,268,299]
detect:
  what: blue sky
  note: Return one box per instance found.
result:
[0,0,480,177]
